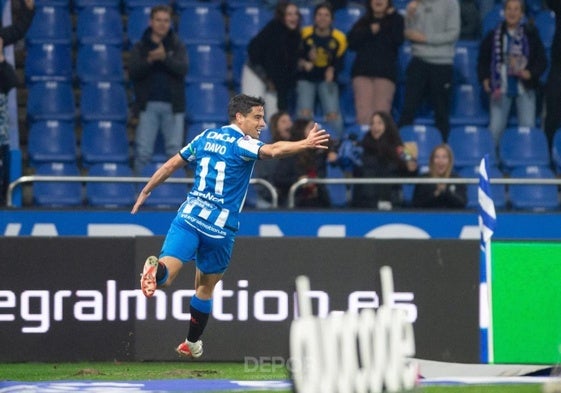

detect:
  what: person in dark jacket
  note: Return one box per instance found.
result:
[129,4,188,174]
[347,0,404,125]
[0,0,35,206]
[351,111,418,209]
[412,143,467,209]
[0,0,35,46]
[477,0,547,145]
[543,0,561,148]
[241,1,302,121]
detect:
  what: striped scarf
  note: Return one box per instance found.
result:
[490,23,529,96]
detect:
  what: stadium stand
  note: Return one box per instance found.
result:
[33,162,83,207]
[24,42,73,83]
[333,3,365,33]
[26,81,76,123]
[551,128,561,174]
[79,81,129,123]
[76,43,125,83]
[177,4,227,46]
[125,5,151,46]
[80,120,130,166]
[76,6,125,46]
[185,44,229,84]
[25,5,72,45]
[86,162,137,207]
[509,165,559,211]
[459,164,507,210]
[399,124,443,170]
[498,126,551,172]
[185,82,230,123]
[447,125,496,170]
[140,162,189,208]
[27,120,77,167]
[450,84,489,126]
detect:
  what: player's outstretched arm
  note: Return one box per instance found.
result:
[131,154,187,214]
[259,122,330,160]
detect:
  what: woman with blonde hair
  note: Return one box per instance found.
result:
[412,143,467,208]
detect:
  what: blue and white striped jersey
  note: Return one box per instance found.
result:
[178,124,264,233]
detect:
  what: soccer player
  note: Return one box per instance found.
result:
[131,94,329,359]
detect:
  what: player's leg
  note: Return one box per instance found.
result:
[141,216,199,297]
[176,270,223,358]
[176,229,235,358]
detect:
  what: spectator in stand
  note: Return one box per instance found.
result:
[351,111,418,209]
[273,118,331,208]
[398,0,460,141]
[129,5,188,175]
[241,2,302,122]
[253,111,294,206]
[477,0,547,145]
[543,0,561,149]
[0,0,35,206]
[347,0,404,126]
[412,143,467,208]
[296,2,347,142]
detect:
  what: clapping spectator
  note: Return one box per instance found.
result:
[296,2,347,142]
[129,5,188,175]
[347,0,404,126]
[477,0,547,146]
[412,143,467,208]
[351,111,418,209]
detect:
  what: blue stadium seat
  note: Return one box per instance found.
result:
[76,43,125,83]
[178,5,226,46]
[448,125,496,170]
[299,5,313,27]
[33,162,83,207]
[453,40,479,85]
[509,165,559,211]
[551,128,561,174]
[458,164,506,209]
[175,0,221,11]
[141,163,189,208]
[24,42,73,83]
[73,0,121,9]
[80,81,129,123]
[482,4,504,37]
[326,162,349,208]
[535,10,556,48]
[126,5,151,46]
[27,81,76,122]
[450,84,489,126]
[186,122,221,143]
[397,43,412,82]
[185,82,230,123]
[231,45,247,87]
[26,5,72,45]
[81,120,130,166]
[185,44,229,84]
[123,0,162,13]
[333,4,365,33]
[86,163,137,207]
[27,120,77,166]
[35,0,70,6]
[337,50,356,86]
[498,126,550,171]
[229,6,272,48]
[76,6,124,46]
[399,124,443,168]
[339,84,356,126]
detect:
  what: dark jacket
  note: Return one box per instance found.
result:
[477,22,547,91]
[247,18,301,100]
[347,11,404,82]
[412,173,467,208]
[0,60,18,94]
[0,0,35,46]
[351,131,415,208]
[129,27,188,113]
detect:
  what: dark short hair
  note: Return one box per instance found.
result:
[314,2,333,18]
[228,94,265,120]
[150,4,173,18]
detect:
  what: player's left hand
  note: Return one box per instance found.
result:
[306,123,330,149]
[131,191,150,214]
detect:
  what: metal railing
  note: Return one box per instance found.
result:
[287,177,561,208]
[6,175,278,208]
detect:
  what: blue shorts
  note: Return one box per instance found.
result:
[160,214,236,274]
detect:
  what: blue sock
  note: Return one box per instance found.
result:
[188,295,212,342]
